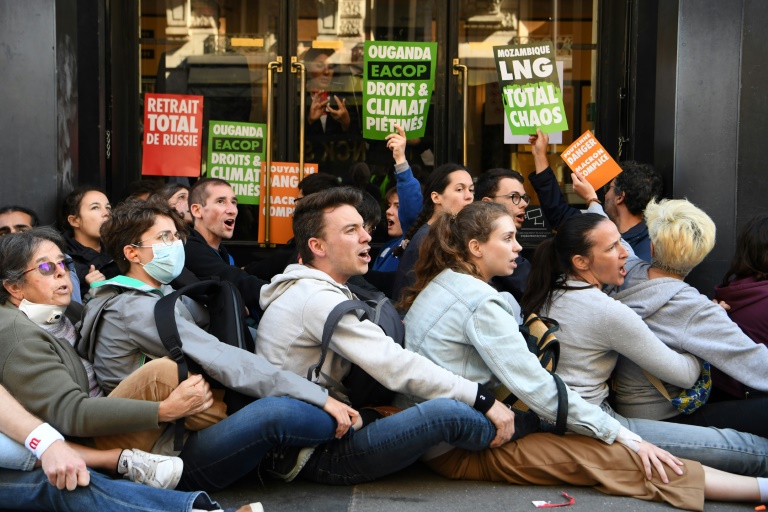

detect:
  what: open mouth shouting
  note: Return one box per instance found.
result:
[359,247,371,264]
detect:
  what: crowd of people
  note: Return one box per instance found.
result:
[1,124,768,512]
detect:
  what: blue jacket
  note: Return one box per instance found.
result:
[402,268,623,443]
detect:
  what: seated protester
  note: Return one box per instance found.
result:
[527,129,662,261]
[714,213,768,400]
[0,384,258,512]
[256,187,520,484]
[155,183,193,226]
[1,204,82,304]
[391,164,474,302]
[474,168,532,301]
[399,201,768,509]
[59,186,120,301]
[0,228,234,491]
[182,178,268,316]
[370,124,423,274]
[247,173,343,282]
[520,213,768,477]
[609,199,768,436]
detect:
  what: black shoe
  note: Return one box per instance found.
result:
[510,408,542,441]
[263,446,316,482]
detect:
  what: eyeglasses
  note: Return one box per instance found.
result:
[491,192,530,205]
[603,184,618,194]
[132,230,185,248]
[23,258,74,276]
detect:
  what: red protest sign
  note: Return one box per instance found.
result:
[258,162,318,245]
[560,131,622,190]
[141,93,203,177]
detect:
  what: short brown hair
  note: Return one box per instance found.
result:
[189,178,232,209]
[293,187,363,265]
[101,198,186,273]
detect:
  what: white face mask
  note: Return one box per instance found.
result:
[18,299,64,325]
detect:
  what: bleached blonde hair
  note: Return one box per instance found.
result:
[645,198,716,277]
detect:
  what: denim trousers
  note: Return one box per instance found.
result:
[302,398,497,485]
[0,468,227,512]
[602,402,768,476]
[0,432,36,471]
[177,395,337,492]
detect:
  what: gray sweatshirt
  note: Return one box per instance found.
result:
[542,281,701,405]
[611,258,768,419]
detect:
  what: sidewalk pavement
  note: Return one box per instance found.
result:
[210,463,758,512]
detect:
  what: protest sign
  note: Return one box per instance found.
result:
[504,61,564,144]
[561,131,622,190]
[206,121,266,205]
[493,42,568,136]
[363,41,437,140]
[258,162,318,245]
[142,93,203,177]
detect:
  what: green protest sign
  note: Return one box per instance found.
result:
[206,121,266,205]
[363,41,437,140]
[493,41,568,135]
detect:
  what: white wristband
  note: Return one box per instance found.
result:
[615,425,642,453]
[25,423,64,459]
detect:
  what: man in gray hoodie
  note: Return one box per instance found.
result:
[610,198,768,436]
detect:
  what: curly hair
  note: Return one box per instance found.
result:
[397,202,510,311]
[613,161,663,216]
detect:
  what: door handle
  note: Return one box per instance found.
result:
[263,56,283,245]
[453,59,468,167]
[291,57,307,182]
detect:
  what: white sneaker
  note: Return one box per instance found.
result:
[120,449,184,489]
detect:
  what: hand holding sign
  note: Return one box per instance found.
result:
[528,128,551,173]
[385,124,407,165]
[570,170,597,202]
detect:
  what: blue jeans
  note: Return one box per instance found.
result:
[302,398,496,485]
[0,468,227,511]
[178,396,337,491]
[602,402,768,476]
[0,432,36,471]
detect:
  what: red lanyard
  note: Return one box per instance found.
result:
[532,492,576,508]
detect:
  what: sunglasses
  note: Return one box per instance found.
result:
[22,258,74,277]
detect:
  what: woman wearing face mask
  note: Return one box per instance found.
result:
[391,163,475,302]
[60,186,120,301]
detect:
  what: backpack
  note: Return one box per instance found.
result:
[493,314,569,435]
[307,283,404,409]
[155,277,256,449]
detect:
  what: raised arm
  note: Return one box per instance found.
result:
[386,124,423,233]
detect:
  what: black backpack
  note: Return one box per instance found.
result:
[307,283,404,409]
[155,277,256,449]
[494,314,569,435]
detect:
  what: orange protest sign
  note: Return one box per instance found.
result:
[560,131,622,190]
[258,162,318,245]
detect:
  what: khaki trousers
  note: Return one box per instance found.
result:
[93,357,227,452]
[427,432,705,511]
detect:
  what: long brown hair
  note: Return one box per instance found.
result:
[398,201,510,311]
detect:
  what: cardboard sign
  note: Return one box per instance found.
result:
[363,41,437,140]
[561,131,622,190]
[504,61,564,145]
[258,162,318,245]
[493,42,568,136]
[142,93,203,177]
[206,121,266,205]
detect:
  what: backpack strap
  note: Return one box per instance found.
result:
[154,278,224,451]
[307,300,372,383]
[550,373,569,435]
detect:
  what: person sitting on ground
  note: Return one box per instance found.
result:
[474,168,532,301]
[155,183,193,226]
[1,204,83,303]
[0,383,260,512]
[398,200,768,511]
[714,213,768,400]
[609,199,768,436]
[391,163,475,302]
[59,186,120,301]
[520,213,768,477]
[528,129,662,261]
[256,186,519,485]
[182,178,269,316]
[78,198,357,490]
[370,125,423,275]
[0,227,218,491]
